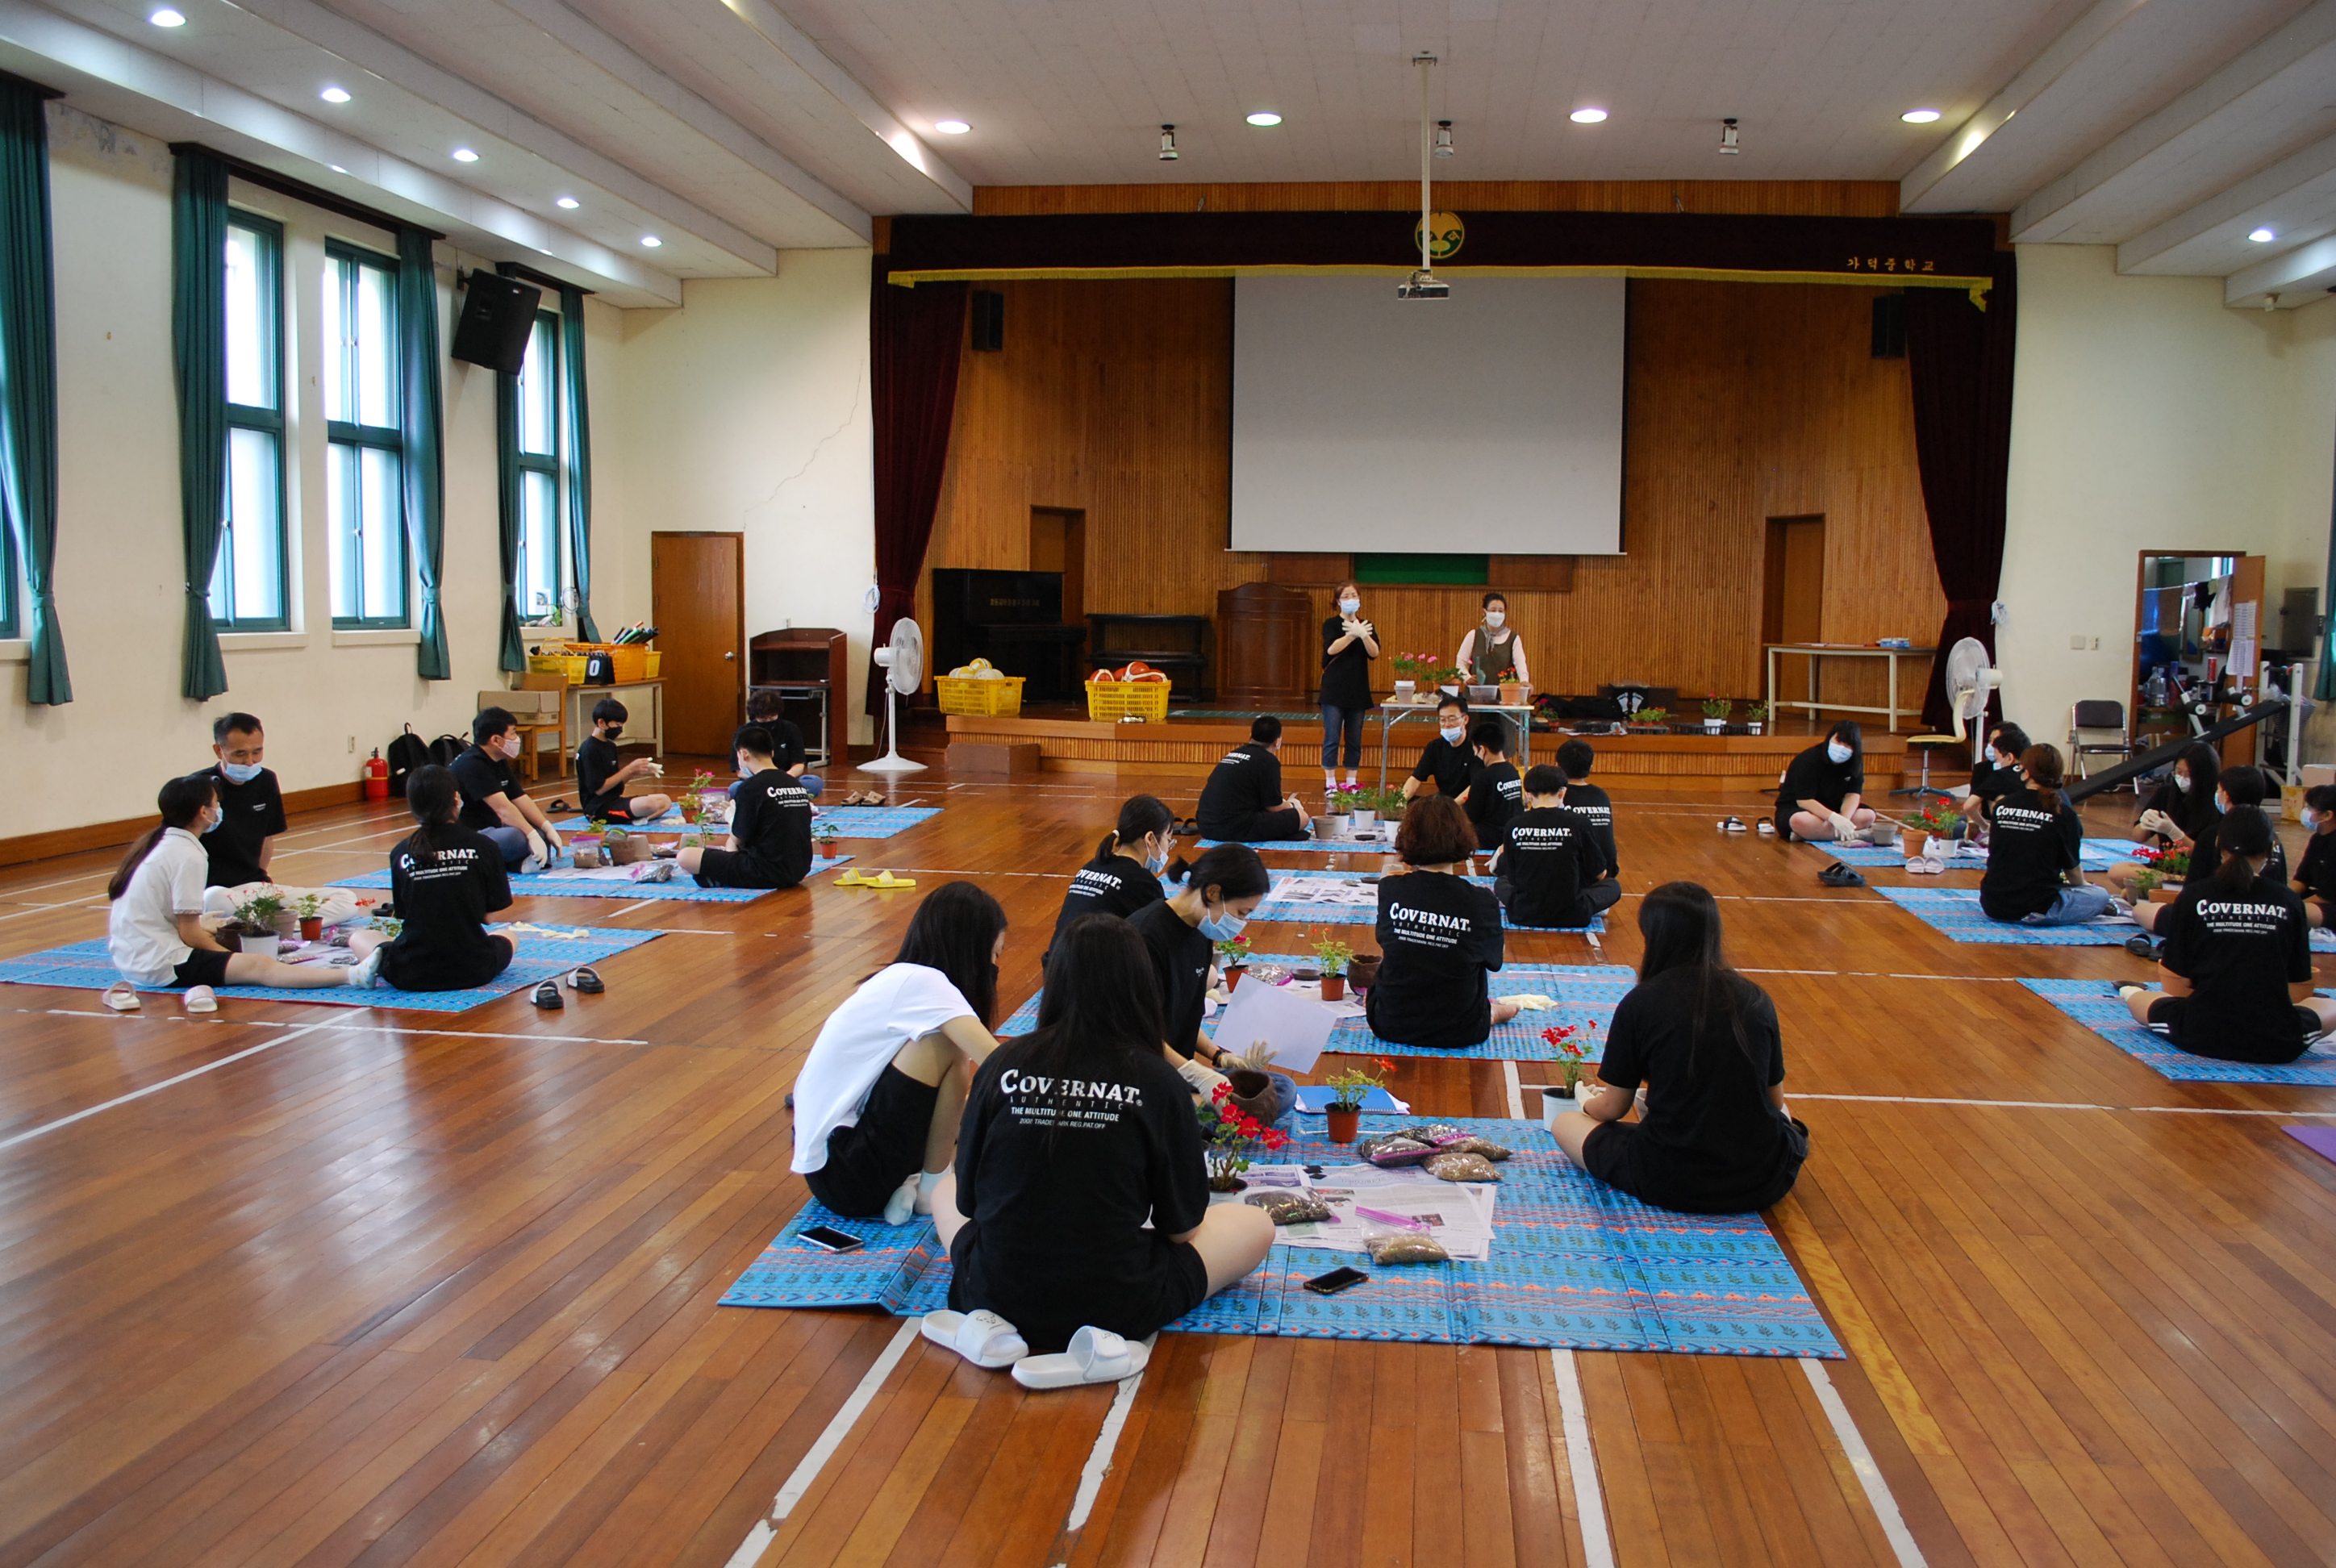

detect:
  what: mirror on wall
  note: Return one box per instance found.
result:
[2131,551,2263,760]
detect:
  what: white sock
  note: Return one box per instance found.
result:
[912,1169,945,1216]
[882,1174,918,1227]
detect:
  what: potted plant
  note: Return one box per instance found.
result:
[1318,790,1354,839]
[1198,1082,1290,1191]
[1391,651,1435,703]
[1629,707,1671,733]
[1743,701,1769,736]
[2130,867,2162,902]
[1312,932,1354,1000]
[2158,849,2189,888]
[813,817,840,858]
[676,769,722,825]
[1543,1024,1596,1102]
[228,891,286,958]
[1216,932,1253,989]
[1337,783,1373,828]
[294,893,325,944]
[1700,697,1730,733]
[1320,1056,1397,1145]
[1911,796,1963,859]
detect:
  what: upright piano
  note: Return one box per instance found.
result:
[930,569,1088,702]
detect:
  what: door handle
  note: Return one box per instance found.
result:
[724,652,735,660]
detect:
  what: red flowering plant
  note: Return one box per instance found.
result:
[1199,1082,1292,1190]
[1910,796,1963,837]
[1543,1024,1596,1091]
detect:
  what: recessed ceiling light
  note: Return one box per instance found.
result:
[934,119,970,135]
[556,195,581,209]
[149,7,186,26]
[452,147,479,162]
[1570,107,1608,123]
[1245,111,1283,127]
[1901,108,1942,124]
[328,164,347,173]
[319,85,351,103]
[2250,227,2278,242]
[640,235,662,248]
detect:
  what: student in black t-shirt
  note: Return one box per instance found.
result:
[451,707,565,869]
[1045,794,1174,967]
[197,711,288,889]
[1956,724,2029,840]
[1402,694,1478,805]
[1493,765,1619,930]
[928,914,1274,1365]
[1551,882,1807,1215]
[574,698,673,824]
[350,763,515,992]
[1553,739,1619,874]
[668,725,814,890]
[739,688,824,799]
[1366,795,1521,1051]
[1318,581,1379,796]
[2290,783,2336,926]
[2104,741,2219,900]
[2120,806,2334,1065]
[1127,844,1274,1098]
[1979,744,2113,925]
[2125,761,2288,950]
[1465,716,1524,853]
[1775,721,1883,843]
[1196,716,1311,843]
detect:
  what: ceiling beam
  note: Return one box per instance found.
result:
[2225,234,2336,308]
[2117,131,2336,277]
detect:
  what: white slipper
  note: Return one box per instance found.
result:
[1011,1325,1149,1389]
[181,984,218,1014]
[1755,820,1776,837]
[1725,816,1746,833]
[102,981,141,1012]
[1923,856,1947,875]
[1904,857,1928,874]
[920,1308,1028,1369]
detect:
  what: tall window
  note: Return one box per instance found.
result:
[326,242,406,628]
[514,310,562,623]
[208,213,287,629]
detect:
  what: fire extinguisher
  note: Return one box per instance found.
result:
[364,748,390,801]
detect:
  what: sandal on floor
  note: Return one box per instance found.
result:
[1817,862,1867,888]
[532,980,565,1010]
[2125,934,2161,959]
[181,985,218,1014]
[102,981,142,1012]
[1722,816,1746,832]
[1904,857,1930,874]
[834,869,870,886]
[565,965,604,994]
[1755,820,1776,837]
[867,870,917,889]
[1012,1325,1149,1389]
[921,1309,1028,1369]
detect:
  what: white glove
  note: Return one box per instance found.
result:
[524,831,549,865]
[1829,813,1857,841]
[1176,1056,1230,1097]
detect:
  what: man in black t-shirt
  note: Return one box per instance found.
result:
[196,711,287,888]
[1494,766,1618,929]
[451,707,565,869]
[574,698,672,824]
[674,725,814,890]
[1464,716,1524,853]
[1404,695,1479,804]
[1555,739,1618,874]
[1956,724,2028,837]
[1196,716,1310,842]
[743,690,824,798]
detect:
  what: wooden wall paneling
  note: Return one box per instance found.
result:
[972,181,1901,218]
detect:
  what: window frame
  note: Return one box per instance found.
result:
[512,307,564,627]
[325,239,410,630]
[209,209,291,632]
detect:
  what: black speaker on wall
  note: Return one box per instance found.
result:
[452,272,542,374]
[1870,292,1906,359]
[970,289,1004,352]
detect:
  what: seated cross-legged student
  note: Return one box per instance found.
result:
[2121,805,2336,1065]
[1402,694,1479,806]
[358,763,515,993]
[790,882,1009,1224]
[1367,795,1523,1051]
[924,914,1274,1379]
[574,699,672,824]
[659,725,814,890]
[1550,882,1808,1214]
[1555,739,1618,875]
[2104,740,2220,900]
[1128,844,1276,1099]
[1776,721,1884,843]
[2125,761,2284,953]
[1979,744,2113,926]
[2291,783,2336,928]
[1465,716,1525,853]
[1956,724,2029,840]
[1044,794,1174,967]
[452,708,565,869]
[103,774,377,1012]
[740,689,824,799]
[197,711,287,890]
[1196,716,1312,843]
[1494,765,1619,930]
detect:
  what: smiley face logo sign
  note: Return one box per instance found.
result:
[1412,211,1465,261]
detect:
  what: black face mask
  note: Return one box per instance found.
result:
[602,726,623,740]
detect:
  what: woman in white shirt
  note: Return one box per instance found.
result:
[105,774,377,1011]
[1454,591,1530,689]
[792,881,1010,1224]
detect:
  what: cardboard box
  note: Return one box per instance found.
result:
[948,740,1042,775]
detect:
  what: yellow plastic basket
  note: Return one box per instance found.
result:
[936,674,1025,716]
[527,648,589,683]
[525,643,661,684]
[1085,679,1171,722]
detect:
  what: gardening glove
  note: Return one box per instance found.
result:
[524,830,549,865]
[1828,813,1857,841]
[1176,1056,1230,1098]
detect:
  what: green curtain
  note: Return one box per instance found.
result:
[494,338,524,671]
[173,148,229,699]
[0,73,68,703]
[398,227,449,679]
[559,288,601,642]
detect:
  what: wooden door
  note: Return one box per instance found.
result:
[1762,515,1826,719]
[651,532,745,757]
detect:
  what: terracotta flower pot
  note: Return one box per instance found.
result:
[1320,973,1346,1001]
[1345,955,1381,992]
[1225,1068,1271,1101]
[1208,1174,1248,1194]
[2148,886,2180,903]
[1224,965,1246,990]
[1325,1105,1361,1145]
[298,916,323,942]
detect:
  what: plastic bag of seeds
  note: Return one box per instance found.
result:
[1244,1191,1333,1225]
[1422,1151,1501,1182]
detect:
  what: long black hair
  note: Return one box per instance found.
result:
[1635,881,1762,1072]
[2164,741,2221,836]
[1825,719,1863,760]
[1020,914,1168,1080]
[892,880,1007,1028]
[109,774,216,901]
[1098,794,1174,862]
[1164,842,1270,908]
[404,763,460,857]
[2211,805,2274,894]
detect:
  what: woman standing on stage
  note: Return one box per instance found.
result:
[1319,581,1379,797]
[1454,591,1530,690]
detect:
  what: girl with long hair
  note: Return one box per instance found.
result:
[1550,882,1808,1214]
[1366,794,1524,1050]
[1979,744,2113,926]
[1775,720,1885,843]
[1042,794,1174,966]
[1319,579,1379,794]
[364,763,516,992]
[790,881,1009,1224]
[1128,843,1272,1079]
[2104,740,2221,899]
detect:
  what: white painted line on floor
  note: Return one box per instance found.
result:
[1549,1349,1613,1568]
[0,1021,332,1154]
[602,899,657,920]
[724,1316,921,1567]
[1791,1092,2336,1117]
[1801,1358,1929,1567]
[1062,1346,1152,1537]
[1503,1059,1525,1120]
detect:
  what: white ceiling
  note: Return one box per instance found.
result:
[5,0,2336,307]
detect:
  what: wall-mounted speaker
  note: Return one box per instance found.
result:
[971,289,1004,352]
[452,271,542,374]
[1870,292,1906,359]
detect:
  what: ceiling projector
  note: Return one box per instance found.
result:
[1396,269,1450,300]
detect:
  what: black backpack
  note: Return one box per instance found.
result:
[384,726,429,799]
[426,732,465,768]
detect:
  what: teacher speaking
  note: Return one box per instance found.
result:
[1454,591,1530,689]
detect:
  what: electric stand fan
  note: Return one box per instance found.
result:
[862,617,928,774]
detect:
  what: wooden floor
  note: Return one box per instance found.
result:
[3,760,2334,1567]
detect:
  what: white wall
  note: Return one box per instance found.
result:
[603,252,876,744]
[1998,244,2336,752]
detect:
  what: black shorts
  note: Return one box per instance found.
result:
[1496,876,1621,930]
[947,1224,1207,1356]
[378,934,514,993]
[691,847,799,890]
[171,948,233,989]
[2144,995,2320,1063]
[804,1065,940,1217]
[1199,808,1304,844]
[1581,1118,1807,1216]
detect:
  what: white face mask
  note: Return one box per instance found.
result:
[1338,598,1359,615]
[1827,741,1852,765]
[2173,773,2192,794]
[502,733,524,761]
[1483,611,1505,629]
[1440,724,1466,744]
[2309,810,2324,828]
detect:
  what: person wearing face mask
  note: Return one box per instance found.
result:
[1126,844,1274,1099]
[1978,744,2113,926]
[1369,795,1524,1050]
[102,774,378,1012]
[451,707,565,871]
[2290,782,2336,928]
[1318,581,1379,796]
[1775,722,1885,844]
[1402,694,1479,805]
[2104,742,2220,902]
[2125,762,2287,956]
[1454,591,1530,689]
[1045,794,1175,967]
[1956,723,2029,840]
[196,712,286,890]
[574,698,673,825]
[1195,716,1312,843]
[648,725,814,890]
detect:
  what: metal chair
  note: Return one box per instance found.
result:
[2069,699,2132,781]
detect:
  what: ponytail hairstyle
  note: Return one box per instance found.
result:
[109,774,216,901]
[1098,793,1174,862]
[2212,805,2274,894]
[1164,843,1270,911]
[2020,743,2068,814]
[1634,881,1761,1074]
[890,880,1007,1028]
[405,763,460,857]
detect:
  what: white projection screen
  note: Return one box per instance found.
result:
[1229,275,1628,555]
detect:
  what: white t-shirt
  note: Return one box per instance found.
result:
[107,828,211,985]
[790,962,978,1174]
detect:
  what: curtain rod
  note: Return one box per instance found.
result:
[170,141,444,242]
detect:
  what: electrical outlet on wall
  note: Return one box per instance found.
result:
[2069,634,2086,650]
[346,736,355,752]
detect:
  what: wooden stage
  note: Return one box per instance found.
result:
[2,762,2332,1567]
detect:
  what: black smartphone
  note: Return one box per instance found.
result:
[1304,1266,1368,1296]
[798,1225,865,1253]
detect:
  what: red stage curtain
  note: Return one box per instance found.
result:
[1907,251,2018,730]
[867,277,968,720]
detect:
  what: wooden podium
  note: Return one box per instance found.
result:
[1216,582,1316,709]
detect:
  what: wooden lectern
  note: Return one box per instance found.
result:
[1216,582,1316,709]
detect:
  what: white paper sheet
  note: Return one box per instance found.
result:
[1212,974,1340,1074]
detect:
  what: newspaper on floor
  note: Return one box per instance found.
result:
[1228,1166,1499,1261]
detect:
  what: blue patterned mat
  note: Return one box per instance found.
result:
[0,925,663,1013]
[2018,979,2336,1086]
[1825,836,2130,871]
[329,856,849,903]
[1253,869,1606,933]
[1875,886,2336,949]
[719,1116,1840,1358]
[553,805,937,840]
[1200,834,1396,854]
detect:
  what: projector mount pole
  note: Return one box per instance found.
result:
[1417,52,1435,275]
